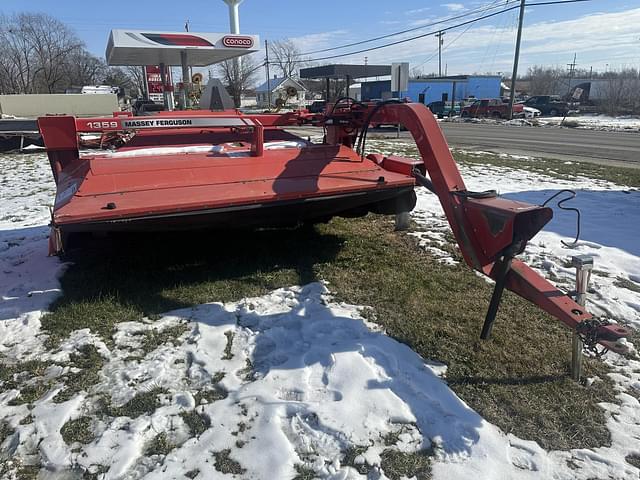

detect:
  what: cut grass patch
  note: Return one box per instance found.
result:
[60,416,94,445]
[107,387,168,419]
[193,386,227,405]
[145,432,175,456]
[342,445,371,475]
[380,448,433,480]
[293,463,317,480]
[0,420,15,445]
[8,382,50,406]
[626,454,640,469]
[615,277,640,293]
[0,359,49,390]
[54,344,104,403]
[213,449,246,475]
[43,216,617,451]
[180,409,211,437]
[222,331,234,360]
[139,323,190,355]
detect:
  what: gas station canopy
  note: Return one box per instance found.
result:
[106,30,259,66]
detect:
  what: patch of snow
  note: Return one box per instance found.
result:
[537,114,640,132]
[91,140,309,159]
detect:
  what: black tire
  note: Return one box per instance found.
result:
[461,111,470,118]
[549,108,559,116]
[492,111,502,119]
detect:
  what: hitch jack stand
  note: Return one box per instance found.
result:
[480,255,513,340]
[571,254,593,382]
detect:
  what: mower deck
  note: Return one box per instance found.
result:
[53,139,415,232]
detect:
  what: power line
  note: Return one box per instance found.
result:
[305,5,520,62]
[414,20,476,71]
[304,0,592,63]
[300,0,521,56]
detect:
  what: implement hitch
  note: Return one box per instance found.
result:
[324,100,631,354]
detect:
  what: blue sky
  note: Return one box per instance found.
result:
[1,0,639,76]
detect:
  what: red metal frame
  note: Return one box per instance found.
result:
[37,104,630,349]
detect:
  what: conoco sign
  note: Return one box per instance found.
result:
[222,36,254,48]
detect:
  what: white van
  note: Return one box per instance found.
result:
[81,85,119,95]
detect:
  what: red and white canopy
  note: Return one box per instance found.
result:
[106,30,259,66]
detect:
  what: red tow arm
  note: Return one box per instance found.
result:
[323,102,630,351]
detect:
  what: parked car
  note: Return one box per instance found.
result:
[519,95,568,116]
[307,100,327,113]
[460,98,524,118]
[522,106,542,118]
[132,99,165,116]
[427,101,461,118]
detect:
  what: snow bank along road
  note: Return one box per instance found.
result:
[1,149,640,479]
[438,123,640,169]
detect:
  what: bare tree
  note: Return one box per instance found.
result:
[600,69,640,115]
[124,66,146,97]
[19,13,84,93]
[65,50,107,88]
[217,55,262,107]
[0,13,37,93]
[0,12,96,94]
[269,40,304,79]
[526,66,565,96]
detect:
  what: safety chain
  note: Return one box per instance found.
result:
[575,319,611,358]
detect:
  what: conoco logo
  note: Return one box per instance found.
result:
[222,36,253,48]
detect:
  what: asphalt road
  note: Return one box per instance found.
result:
[438,122,640,169]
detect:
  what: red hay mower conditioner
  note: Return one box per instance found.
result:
[37,99,630,354]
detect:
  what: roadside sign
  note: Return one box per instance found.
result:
[391,62,409,93]
[144,65,172,103]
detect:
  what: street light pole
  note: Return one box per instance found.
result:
[508,0,526,120]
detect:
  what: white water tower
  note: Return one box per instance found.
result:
[222,0,244,34]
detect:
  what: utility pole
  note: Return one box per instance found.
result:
[265,39,272,108]
[508,0,526,120]
[435,31,445,77]
[565,54,577,102]
[567,53,577,82]
[561,53,577,124]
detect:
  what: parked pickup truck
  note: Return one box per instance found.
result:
[519,95,568,116]
[427,101,461,118]
[460,98,524,119]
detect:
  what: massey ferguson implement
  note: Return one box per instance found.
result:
[37,100,630,352]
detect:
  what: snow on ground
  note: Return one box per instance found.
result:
[440,114,640,132]
[1,150,640,479]
[537,114,640,131]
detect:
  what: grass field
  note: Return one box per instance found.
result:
[39,214,616,453]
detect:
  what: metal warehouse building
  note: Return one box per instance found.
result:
[361,75,502,104]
